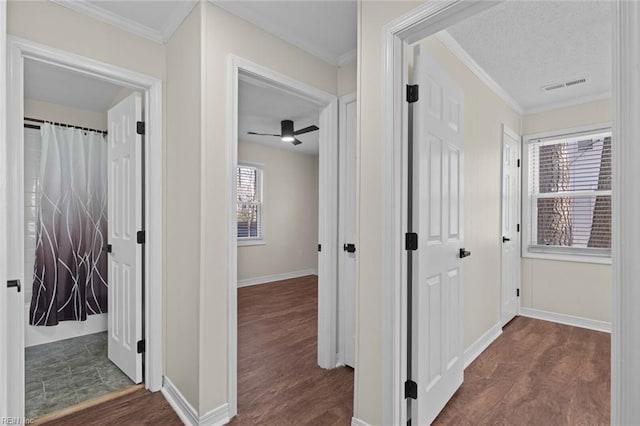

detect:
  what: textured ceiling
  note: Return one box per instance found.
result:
[239,79,320,155]
[24,58,124,112]
[446,1,612,111]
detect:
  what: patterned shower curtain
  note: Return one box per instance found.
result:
[29,123,108,326]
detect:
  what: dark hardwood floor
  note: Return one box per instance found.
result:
[230,275,354,425]
[434,316,610,425]
[41,282,610,425]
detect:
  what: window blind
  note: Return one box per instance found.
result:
[237,165,263,239]
[528,131,611,253]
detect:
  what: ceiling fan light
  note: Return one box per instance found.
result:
[281,119,294,143]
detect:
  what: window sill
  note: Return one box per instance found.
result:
[522,250,612,265]
[238,239,265,247]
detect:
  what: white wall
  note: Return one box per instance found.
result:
[521,98,612,323]
[237,141,318,284]
[338,61,357,96]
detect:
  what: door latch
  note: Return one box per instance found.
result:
[7,279,21,293]
[502,237,511,243]
[343,243,356,253]
[459,248,471,258]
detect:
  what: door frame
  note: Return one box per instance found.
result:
[4,36,164,415]
[0,0,8,416]
[500,124,521,326]
[338,92,357,366]
[226,55,339,417]
[382,1,635,424]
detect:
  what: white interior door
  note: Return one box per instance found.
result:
[501,127,521,326]
[107,93,143,384]
[411,46,465,425]
[339,93,357,368]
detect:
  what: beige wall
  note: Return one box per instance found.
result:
[238,141,319,282]
[521,98,612,322]
[338,61,357,96]
[199,2,339,414]
[24,99,107,130]
[165,4,202,410]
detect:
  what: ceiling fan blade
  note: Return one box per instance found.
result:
[247,131,281,137]
[294,125,319,135]
[292,138,303,146]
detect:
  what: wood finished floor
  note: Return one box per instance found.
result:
[41,284,610,425]
[434,316,610,425]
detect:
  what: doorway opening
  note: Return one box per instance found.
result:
[382,1,615,424]
[227,57,352,420]
[4,37,163,420]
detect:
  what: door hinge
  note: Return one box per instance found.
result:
[137,230,146,244]
[405,232,418,251]
[136,121,145,136]
[405,380,418,399]
[517,288,520,297]
[406,84,419,103]
[517,224,520,232]
[137,340,145,354]
[517,159,521,168]
[103,244,112,253]
[318,244,322,252]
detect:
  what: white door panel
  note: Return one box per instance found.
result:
[107,93,143,384]
[339,94,357,368]
[501,128,521,326]
[412,46,465,425]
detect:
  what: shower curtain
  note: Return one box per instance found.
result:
[29,123,108,326]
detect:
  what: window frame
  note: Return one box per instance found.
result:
[522,123,612,265]
[236,162,265,246]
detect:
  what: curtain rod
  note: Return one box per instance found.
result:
[24,117,108,136]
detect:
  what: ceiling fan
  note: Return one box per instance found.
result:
[248,119,319,146]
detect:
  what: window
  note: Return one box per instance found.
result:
[237,164,263,242]
[524,127,612,262]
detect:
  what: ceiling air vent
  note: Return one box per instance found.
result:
[541,77,588,92]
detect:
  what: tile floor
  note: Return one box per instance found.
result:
[25,332,134,419]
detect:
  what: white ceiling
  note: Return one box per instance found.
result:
[52,0,356,66]
[445,1,612,112]
[24,58,125,112]
[212,1,356,65]
[239,79,320,155]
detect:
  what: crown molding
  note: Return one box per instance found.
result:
[210,0,350,67]
[51,0,197,44]
[523,91,612,115]
[435,30,524,114]
[338,49,357,66]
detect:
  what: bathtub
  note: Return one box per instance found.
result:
[25,303,107,347]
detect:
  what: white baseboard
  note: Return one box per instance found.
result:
[463,321,502,369]
[237,268,317,288]
[162,376,230,426]
[519,307,611,333]
[352,417,372,426]
[25,303,107,347]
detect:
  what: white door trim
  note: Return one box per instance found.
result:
[612,2,640,423]
[500,124,521,325]
[0,0,8,416]
[383,1,632,425]
[227,55,339,417]
[5,36,164,415]
[338,92,357,366]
